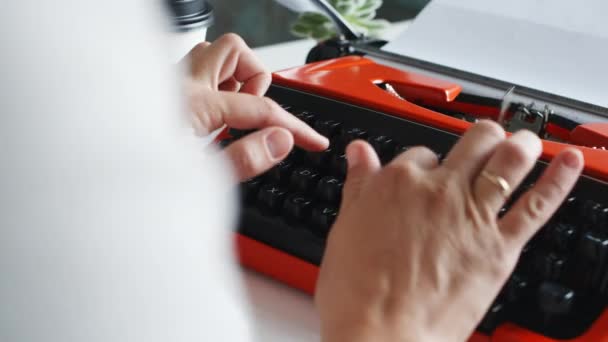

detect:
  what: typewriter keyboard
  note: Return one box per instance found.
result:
[220,85,608,340]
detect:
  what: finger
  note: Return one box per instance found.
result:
[189,33,271,96]
[473,130,542,214]
[224,127,294,181]
[180,41,210,65]
[390,146,439,170]
[219,77,242,92]
[342,140,381,202]
[192,90,328,151]
[442,120,506,180]
[499,148,583,248]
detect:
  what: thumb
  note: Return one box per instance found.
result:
[223,127,294,181]
[342,140,381,202]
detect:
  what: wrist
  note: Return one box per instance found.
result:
[320,317,425,342]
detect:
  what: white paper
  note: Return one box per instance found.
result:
[382,0,608,108]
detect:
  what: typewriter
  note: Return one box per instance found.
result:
[218,1,608,341]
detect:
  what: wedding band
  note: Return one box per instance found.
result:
[480,170,511,197]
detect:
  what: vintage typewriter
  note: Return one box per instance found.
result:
[218,1,608,341]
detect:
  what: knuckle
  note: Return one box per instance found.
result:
[476,120,505,139]
[432,179,451,198]
[218,32,246,47]
[523,190,550,222]
[475,235,513,278]
[500,140,530,168]
[191,41,210,54]
[426,180,455,213]
[409,145,436,158]
[386,160,418,182]
[259,97,278,121]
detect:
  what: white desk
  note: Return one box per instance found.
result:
[243,22,409,341]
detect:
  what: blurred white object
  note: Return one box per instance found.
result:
[274,0,321,13]
[171,28,209,62]
[0,1,252,342]
[166,0,214,61]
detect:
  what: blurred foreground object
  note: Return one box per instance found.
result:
[0,1,251,342]
[166,0,214,60]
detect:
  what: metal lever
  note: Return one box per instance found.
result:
[506,104,549,135]
[311,0,361,40]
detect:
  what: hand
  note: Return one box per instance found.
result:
[183,33,328,181]
[315,121,584,341]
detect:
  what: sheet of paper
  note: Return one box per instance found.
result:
[382,0,608,108]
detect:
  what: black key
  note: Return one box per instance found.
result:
[393,143,411,157]
[586,203,608,231]
[278,103,292,111]
[294,111,317,126]
[268,158,295,184]
[330,152,348,177]
[218,138,234,149]
[578,232,608,289]
[316,176,344,203]
[283,194,313,222]
[314,119,342,138]
[535,253,567,281]
[257,184,288,214]
[290,167,321,192]
[505,274,529,303]
[581,200,603,226]
[538,282,575,317]
[228,128,253,138]
[308,147,334,168]
[341,127,368,144]
[557,196,578,223]
[368,135,396,162]
[579,232,608,264]
[287,147,305,162]
[311,205,338,237]
[241,177,264,203]
[600,206,608,232]
[601,268,608,296]
[478,302,507,333]
[550,223,578,251]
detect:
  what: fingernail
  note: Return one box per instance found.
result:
[562,149,582,169]
[266,129,292,159]
[319,136,330,149]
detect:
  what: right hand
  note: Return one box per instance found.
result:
[315,121,584,341]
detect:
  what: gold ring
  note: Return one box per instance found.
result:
[480,170,511,197]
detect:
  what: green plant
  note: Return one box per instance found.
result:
[291,0,390,41]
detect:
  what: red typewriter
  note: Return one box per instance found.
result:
[219,1,608,341]
[218,55,608,342]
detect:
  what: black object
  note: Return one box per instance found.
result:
[166,0,214,31]
[225,84,608,340]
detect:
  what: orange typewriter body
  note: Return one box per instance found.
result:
[227,56,608,342]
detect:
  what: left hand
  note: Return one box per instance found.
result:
[183,33,329,181]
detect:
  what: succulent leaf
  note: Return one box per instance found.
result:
[290,0,389,41]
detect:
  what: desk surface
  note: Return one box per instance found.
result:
[244,22,409,341]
